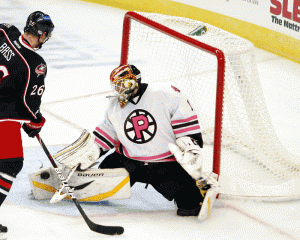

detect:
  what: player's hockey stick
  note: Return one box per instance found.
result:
[36,134,124,235]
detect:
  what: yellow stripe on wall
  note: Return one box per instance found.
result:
[80,0,300,64]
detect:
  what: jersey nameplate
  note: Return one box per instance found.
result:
[0,42,15,61]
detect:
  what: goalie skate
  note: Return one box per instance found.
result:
[0,224,7,240]
[197,172,221,221]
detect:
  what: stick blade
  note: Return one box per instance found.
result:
[90,224,124,235]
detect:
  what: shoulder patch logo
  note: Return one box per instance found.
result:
[35,63,47,77]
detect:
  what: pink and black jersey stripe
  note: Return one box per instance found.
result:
[171,115,201,137]
[93,127,117,151]
[121,144,176,162]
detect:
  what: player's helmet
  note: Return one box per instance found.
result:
[110,64,141,107]
[24,11,54,49]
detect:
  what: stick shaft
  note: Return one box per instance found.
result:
[36,134,124,235]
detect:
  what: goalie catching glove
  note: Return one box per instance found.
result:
[54,129,100,170]
[168,136,203,180]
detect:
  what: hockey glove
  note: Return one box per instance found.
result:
[54,129,101,170]
[168,136,203,180]
[22,113,46,138]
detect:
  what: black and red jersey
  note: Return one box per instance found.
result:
[0,23,47,123]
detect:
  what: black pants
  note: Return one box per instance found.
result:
[99,151,203,210]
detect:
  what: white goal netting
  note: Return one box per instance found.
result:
[122,12,300,201]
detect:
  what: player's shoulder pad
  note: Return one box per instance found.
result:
[28,52,47,78]
[0,23,20,37]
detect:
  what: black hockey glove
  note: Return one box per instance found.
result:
[22,113,46,138]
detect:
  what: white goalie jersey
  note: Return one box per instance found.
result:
[94,83,202,163]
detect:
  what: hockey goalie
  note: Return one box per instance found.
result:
[30,64,221,221]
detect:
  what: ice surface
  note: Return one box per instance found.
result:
[1,0,300,239]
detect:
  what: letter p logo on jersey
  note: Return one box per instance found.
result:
[124,109,157,144]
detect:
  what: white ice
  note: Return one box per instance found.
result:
[1,0,300,239]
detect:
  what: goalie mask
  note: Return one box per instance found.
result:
[109,64,141,107]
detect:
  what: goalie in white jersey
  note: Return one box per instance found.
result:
[56,64,221,220]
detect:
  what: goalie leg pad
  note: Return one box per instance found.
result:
[29,166,131,202]
[197,172,221,221]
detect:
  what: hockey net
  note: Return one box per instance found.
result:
[120,11,300,201]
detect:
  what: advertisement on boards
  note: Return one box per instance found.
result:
[270,0,300,37]
[172,0,299,39]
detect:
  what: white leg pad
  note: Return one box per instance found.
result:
[197,172,221,221]
[0,232,7,240]
[29,165,131,202]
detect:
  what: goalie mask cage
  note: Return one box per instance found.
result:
[120,11,300,201]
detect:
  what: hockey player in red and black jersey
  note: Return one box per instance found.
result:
[54,64,221,222]
[0,11,54,238]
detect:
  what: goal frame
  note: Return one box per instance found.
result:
[120,11,225,176]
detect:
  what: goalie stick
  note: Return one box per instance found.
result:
[36,134,124,236]
[49,164,77,204]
